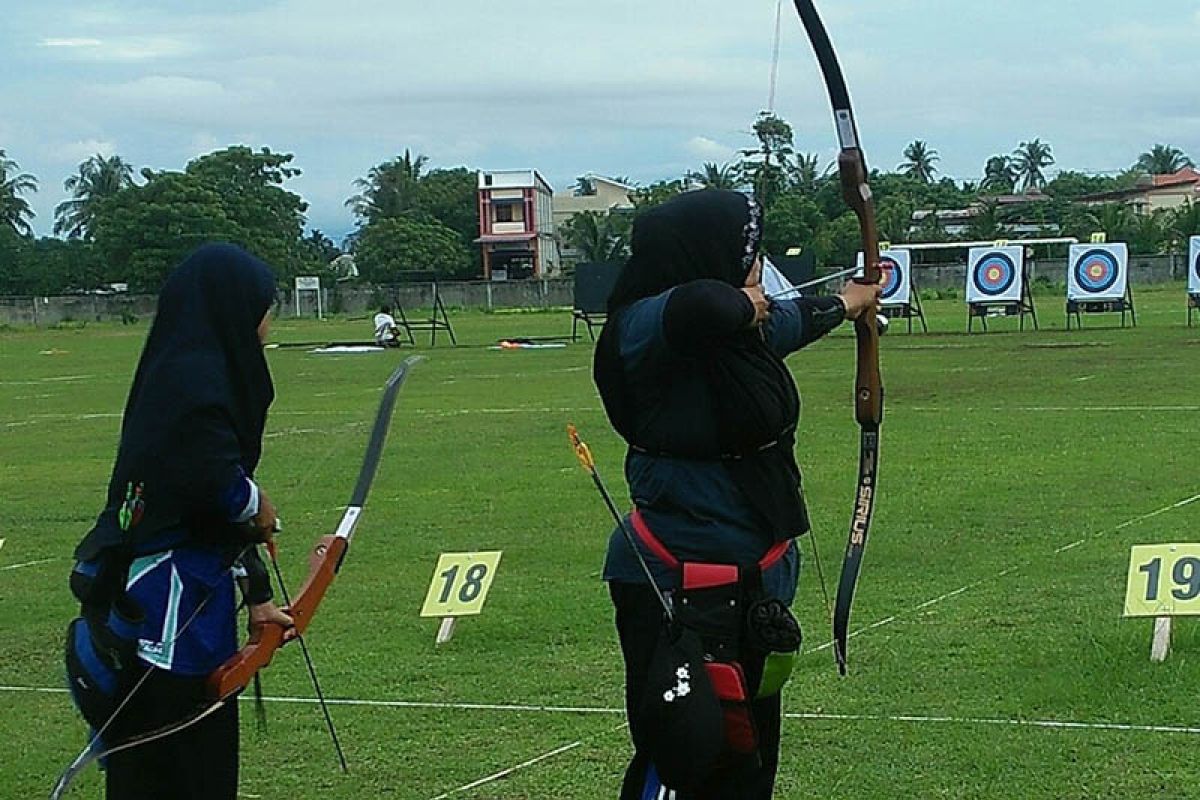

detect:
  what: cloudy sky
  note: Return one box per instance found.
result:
[4,1,1199,242]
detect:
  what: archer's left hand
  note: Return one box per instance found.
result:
[248,601,296,643]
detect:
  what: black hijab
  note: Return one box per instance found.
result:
[594,190,808,539]
[78,244,276,558]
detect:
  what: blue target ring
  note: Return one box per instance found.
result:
[1193,250,1200,282]
[1074,249,1120,294]
[972,252,1016,296]
[879,256,902,300]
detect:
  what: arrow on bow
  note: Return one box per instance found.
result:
[791,0,884,676]
[51,355,422,799]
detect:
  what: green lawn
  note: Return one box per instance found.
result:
[2,285,1198,799]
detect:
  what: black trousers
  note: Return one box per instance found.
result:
[611,582,782,800]
[105,667,239,800]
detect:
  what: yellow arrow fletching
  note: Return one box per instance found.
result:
[566,423,595,471]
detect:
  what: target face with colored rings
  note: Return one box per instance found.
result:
[1073,249,1120,293]
[972,253,1016,296]
[879,256,902,300]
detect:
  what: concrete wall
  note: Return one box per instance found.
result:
[0,255,1188,327]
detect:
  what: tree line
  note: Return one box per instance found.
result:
[562,114,1200,268]
[1,116,1198,296]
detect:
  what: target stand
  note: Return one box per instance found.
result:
[857,248,927,333]
[883,293,928,333]
[387,276,457,346]
[1065,244,1136,330]
[1066,290,1136,329]
[1189,237,1200,327]
[966,245,1038,333]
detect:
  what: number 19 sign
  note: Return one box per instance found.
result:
[1124,544,1200,617]
[421,551,502,618]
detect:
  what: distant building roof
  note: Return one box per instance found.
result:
[1080,167,1200,203]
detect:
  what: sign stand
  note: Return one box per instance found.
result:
[420,551,502,646]
[294,276,323,319]
[1150,616,1172,663]
[436,617,458,645]
[1123,543,1200,664]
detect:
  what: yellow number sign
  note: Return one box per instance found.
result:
[1124,544,1200,617]
[420,551,502,618]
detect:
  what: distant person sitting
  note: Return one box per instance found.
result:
[374,305,403,347]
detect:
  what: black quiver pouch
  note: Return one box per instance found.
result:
[64,553,143,735]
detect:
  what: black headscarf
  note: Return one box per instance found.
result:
[594,190,809,538]
[77,244,277,559]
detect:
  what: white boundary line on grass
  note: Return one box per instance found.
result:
[905,405,1200,413]
[6,685,1199,737]
[807,491,1200,655]
[0,561,57,573]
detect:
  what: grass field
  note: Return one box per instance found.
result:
[3,284,1199,799]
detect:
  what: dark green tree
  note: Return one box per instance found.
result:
[54,154,136,239]
[631,179,687,210]
[346,150,428,223]
[1135,144,1194,175]
[354,216,471,281]
[899,140,939,184]
[761,190,826,259]
[0,150,38,236]
[686,162,740,190]
[739,112,796,207]
[1011,140,1055,193]
[91,172,241,291]
[980,156,1017,194]
[184,146,312,279]
[561,210,630,262]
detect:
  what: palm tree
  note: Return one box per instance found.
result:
[1135,144,1194,175]
[686,162,740,190]
[1011,140,1054,193]
[898,140,939,184]
[573,176,596,196]
[345,149,429,223]
[54,154,135,238]
[980,156,1017,194]
[561,210,629,262]
[0,149,38,235]
[794,153,825,194]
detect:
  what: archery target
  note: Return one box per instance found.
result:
[1190,236,1200,294]
[856,248,912,306]
[966,246,1024,304]
[1067,243,1127,301]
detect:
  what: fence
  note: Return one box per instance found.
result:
[0,254,1188,327]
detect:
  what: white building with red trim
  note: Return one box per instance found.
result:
[476,169,558,280]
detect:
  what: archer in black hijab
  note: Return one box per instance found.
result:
[78,243,277,558]
[595,189,807,537]
[66,244,284,800]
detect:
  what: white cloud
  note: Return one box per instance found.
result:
[685,136,737,163]
[40,36,193,61]
[40,38,102,48]
[52,139,117,164]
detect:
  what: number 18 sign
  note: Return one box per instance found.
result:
[1124,544,1200,617]
[421,551,502,618]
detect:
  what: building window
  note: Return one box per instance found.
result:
[494,203,525,223]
